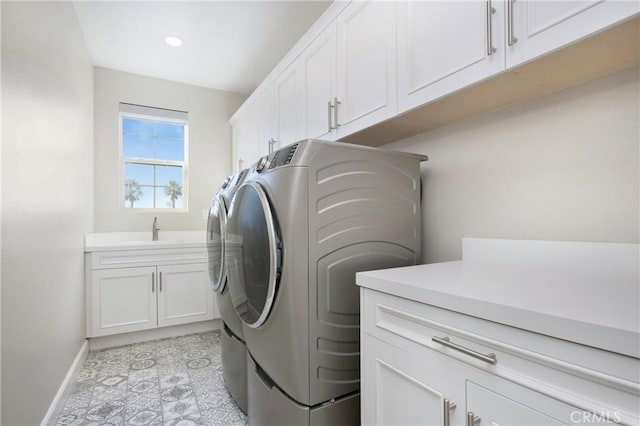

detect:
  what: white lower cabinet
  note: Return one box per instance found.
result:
[87,248,217,337]
[361,288,639,426]
[91,266,158,336]
[363,335,465,426]
[157,263,214,327]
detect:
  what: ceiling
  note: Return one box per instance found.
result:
[72,1,332,95]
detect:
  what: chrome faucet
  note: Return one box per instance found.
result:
[152,217,160,241]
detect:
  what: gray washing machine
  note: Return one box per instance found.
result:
[225,140,426,425]
[206,169,248,414]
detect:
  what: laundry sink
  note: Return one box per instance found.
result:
[85,231,205,252]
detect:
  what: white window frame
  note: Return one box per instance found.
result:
[119,104,189,213]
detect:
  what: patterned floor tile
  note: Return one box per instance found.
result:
[162,397,199,421]
[53,331,246,426]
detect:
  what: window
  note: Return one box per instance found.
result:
[120,103,188,211]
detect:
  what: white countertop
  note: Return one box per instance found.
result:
[356,238,640,358]
[85,231,206,252]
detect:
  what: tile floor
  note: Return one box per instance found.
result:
[52,331,247,426]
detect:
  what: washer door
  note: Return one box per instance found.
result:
[226,181,282,328]
[206,194,227,293]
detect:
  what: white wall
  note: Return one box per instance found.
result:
[384,66,639,264]
[1,2,94,425]
[94,67,246,232]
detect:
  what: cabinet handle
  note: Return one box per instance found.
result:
[485,0,497,55]
[328,101,334,131]
[333,97,341,128]
[237,159,244,172]
[443,398,456,426]
[151,272,155,292]
[159,272,163,292]
[432,336,497,364]
[467,412,481,426]
[507,0,518,46]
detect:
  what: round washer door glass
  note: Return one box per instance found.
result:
[226,182,281,328]
[206,195,226,293]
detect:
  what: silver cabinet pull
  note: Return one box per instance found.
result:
[432,336,497,364]
[237,159,244,172]
[327,101,334,131]
[151,272,155,292]
[267,138,276,154]
[507,0,518,46]
[467,412,481,426]
[159,272,163,292]
[333,97,341,128]
[486,0,497,55]
[443,398,456,426]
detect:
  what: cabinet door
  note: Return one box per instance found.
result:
[300,23,336,141]
[257,87,275,157]
[231,122,242,172]
[362,335,465,426]
[336,0,397,137]
[467,381,567,425]
[157,263,214,327]
[507,0,639,68]
[91,266,157,337]
[397,0,506,114]
[237,102,260,171]
[274,64,300,149]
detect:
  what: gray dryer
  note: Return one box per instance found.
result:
[206,168,248,413]
[225,140,426,425]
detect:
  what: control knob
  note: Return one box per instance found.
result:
[221,176,231,189]
[256,156,269,173]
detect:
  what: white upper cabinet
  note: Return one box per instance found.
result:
[231,0,638,148]
[507,0,640,68]
[257,86,275,158]
[235,101,260,171]
[274,63,300,150]
[300,22,336,140]
[299,0,396,141]
[397,0,506,114]
[335,0,397,136]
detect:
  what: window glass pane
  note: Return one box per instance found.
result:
[155,165,183,186]
[124,183,153,208]
[137,187,154,208]
[123,134,154,158]
[123,118,154,136]
[156,138,184,161]
[125,163,154,186]
[155,122,184,139]
[156,186,183,209]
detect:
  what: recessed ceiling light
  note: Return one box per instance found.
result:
[165,35,183,47]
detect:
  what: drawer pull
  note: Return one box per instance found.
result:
[432,336,497,364]
[443,398,456,426]
[467,412,481,426]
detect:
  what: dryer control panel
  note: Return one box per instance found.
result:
[269,143,298,169]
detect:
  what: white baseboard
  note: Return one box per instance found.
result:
[88,319,220,351]
[41,339,89,426]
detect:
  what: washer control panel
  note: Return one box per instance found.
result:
[269,143,298,169]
